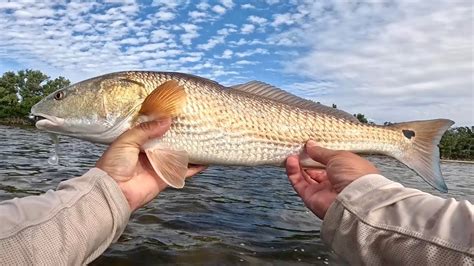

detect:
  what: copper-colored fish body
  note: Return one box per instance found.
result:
[125,72,404,165]
[31,71,454,191]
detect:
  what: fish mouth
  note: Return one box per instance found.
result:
[31,113,65,130]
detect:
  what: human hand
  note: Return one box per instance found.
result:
[96,119,207,212]
[286,140,379,219]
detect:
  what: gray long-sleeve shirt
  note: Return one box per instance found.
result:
[0,169,472,265]
[0,169,130,265]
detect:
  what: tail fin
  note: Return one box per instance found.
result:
[388,119,454,192]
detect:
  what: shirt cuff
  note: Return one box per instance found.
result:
[321,174,397,244]
[82,168,131,241]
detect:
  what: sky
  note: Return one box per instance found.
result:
[0,0,472,125]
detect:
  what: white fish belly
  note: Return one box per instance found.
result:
[158,128,303,166]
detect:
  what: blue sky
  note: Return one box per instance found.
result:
[0,0,472,125]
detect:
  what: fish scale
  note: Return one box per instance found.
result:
[131,72,404,165]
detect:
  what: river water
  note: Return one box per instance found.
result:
[0,125,472,265]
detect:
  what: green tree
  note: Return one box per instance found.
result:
[17,70,49,117]
[0,71,21,118]
[43,76,70,95]
[440,127,474,160]
[353,113,368,124]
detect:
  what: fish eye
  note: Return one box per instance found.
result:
[54,91,65,100]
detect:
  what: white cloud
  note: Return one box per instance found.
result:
[13,10,33,18]
[180,23,200,45]
[248,15,267,25]
[196,2,210,10]
[282,1,473,125]
[155,10,175,21]
[271,13,295,27]
[137,43,167,52]
[229,38,266,46]
[178,54,202,63]
[241,24,255,34]
[120,37,147,45]
[212,5,226,15]
[241,4,255,9]
[236,60,257,65]
[265,0,279,4]
[218,49,233,59]
[189,10,206,20]
[235,48,268,58]
[217,26,237,36]
[151,29,172,41]
[0,2,22,9]
[197,35,225,50]
[220,0,234,9]
[151,0,184,10]
[210,69,239,77]
[72,23,91,32]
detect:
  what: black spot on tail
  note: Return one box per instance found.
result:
[402,129,415,139]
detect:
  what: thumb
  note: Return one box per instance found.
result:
[113,118,172,149]
[305,140,341,165]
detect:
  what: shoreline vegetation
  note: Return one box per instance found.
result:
[0,117,34,126]
[441,159,474,164]
[1,69,472,161]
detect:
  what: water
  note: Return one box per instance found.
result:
[47,133,59,165]
[0,125,472,265]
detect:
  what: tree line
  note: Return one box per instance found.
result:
[0,69,472,160]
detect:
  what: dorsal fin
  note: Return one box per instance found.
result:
[230,81,359,122]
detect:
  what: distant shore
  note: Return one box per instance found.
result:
[0,117,34,127]
[441,159,474,164]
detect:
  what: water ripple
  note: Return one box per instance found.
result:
[0,125,472,264]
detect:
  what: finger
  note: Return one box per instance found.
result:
[305,140,341,165]
[113,118,172,149]
[185,164,208,177]
[286,156,308,191]
[301,168,318,185]
[304,169,328,183]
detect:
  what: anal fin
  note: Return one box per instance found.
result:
[145,147,189,188]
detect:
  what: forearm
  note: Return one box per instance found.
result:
[322,174,474,265]
[0,168,131,265]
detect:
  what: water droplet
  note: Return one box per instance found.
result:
[48,133,60,165]
[48,154,59,165]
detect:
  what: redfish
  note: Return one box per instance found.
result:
[31,71,454,191]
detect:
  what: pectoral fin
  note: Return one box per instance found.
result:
[138,80,187,122]
[145,147,189,188]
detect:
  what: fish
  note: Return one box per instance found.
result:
[31,71,454,192]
